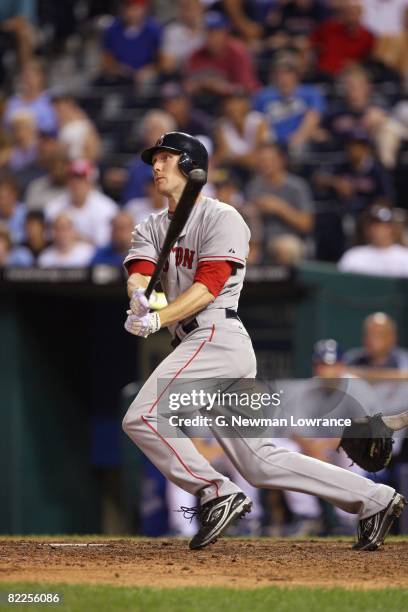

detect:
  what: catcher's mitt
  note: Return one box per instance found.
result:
[338,413,394,472]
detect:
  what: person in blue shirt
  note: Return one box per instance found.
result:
[122,157,155,203]
[91,211,135,267]
[101,0,162,85]
[0,223,32,267]
[0,174,27,244]
[4,60,58,135]
[253,53,325,152]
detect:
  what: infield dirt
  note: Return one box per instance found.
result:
[1,538,407,590]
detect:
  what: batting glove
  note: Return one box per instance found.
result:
[130,288,160,317]
[124,311,161,338]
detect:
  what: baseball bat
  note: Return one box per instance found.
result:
[144,168,207,300]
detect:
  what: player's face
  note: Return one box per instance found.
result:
[152,150,186,198]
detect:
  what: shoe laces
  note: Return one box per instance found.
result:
[178,505,201,523]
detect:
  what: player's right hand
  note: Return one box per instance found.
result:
[130,288,160,317]
[124,311,161,338]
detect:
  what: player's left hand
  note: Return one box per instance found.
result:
[130,288,160,317]
[124,311,161,338]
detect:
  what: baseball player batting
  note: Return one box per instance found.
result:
[122,131,406,551]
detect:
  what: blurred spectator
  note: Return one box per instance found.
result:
[51,94,101,161]
[117,109,176,204]
[91,211,135,267]
[263,0,329,54]
[310,0,375,77]
[364,107,408,170]
[223,0,275,44]
[38,213,95,268]
[0,0,36,73]
[344,312,408,370]
[320,65,404,169]
[4,60,58,135]
[100,0,162,86]
[37,0,78,51]
[25,147,69,211]
[372,5,408,84]
[0,173,26,243]
[312,338,347,378]
[213,90,270,176]
[8,109,39,172]
[314,136,392,215]
[46,160,118,247]
[160,0,205,75]
[253,53,324,151]
[0,222,32,267]
[213,167,262,264]
[338,204,408,277]
[322,66,385,147]
[21,210,49,263]
[186,11,260,109]
[125,178,166,224]
[246,143,314,264]
[161,82,212,138]
[361,0,407,36]
[0,129,11,171]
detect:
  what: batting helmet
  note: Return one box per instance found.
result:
[312,339,344,365]
[141,132,209,178]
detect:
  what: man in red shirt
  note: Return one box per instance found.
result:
[186,11,260,104]
[310,0,374,77]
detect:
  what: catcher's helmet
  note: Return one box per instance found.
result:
[141,131,208,178]
[312,339,344,365]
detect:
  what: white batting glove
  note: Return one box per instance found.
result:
[130,288,160,317]
[124,311,161,338]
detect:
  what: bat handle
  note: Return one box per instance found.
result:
[144,277,155,300]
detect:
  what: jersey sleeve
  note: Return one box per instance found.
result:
[198,208,250,267]
[123,216,159,269]
[194,260,233,297]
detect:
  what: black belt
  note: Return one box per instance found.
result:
[171,309,241,348]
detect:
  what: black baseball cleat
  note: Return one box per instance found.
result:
[353,492,407,551]
[185,492,252,550]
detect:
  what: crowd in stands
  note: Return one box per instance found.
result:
[0,0,407,272]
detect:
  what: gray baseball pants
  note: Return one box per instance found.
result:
[123,314,395,519]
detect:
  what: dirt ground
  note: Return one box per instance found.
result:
[1,538,407,590]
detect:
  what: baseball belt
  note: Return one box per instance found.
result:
[171,309,241,348]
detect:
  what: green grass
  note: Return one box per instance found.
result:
[0,584,407,612]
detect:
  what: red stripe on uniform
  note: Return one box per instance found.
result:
[148,325,215,414]
[142,324,219,497]
[142,416,220,497]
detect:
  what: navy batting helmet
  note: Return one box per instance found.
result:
[312,339,344,365]
[141,132,209,178]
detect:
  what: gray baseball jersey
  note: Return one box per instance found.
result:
[124,196,250,337]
